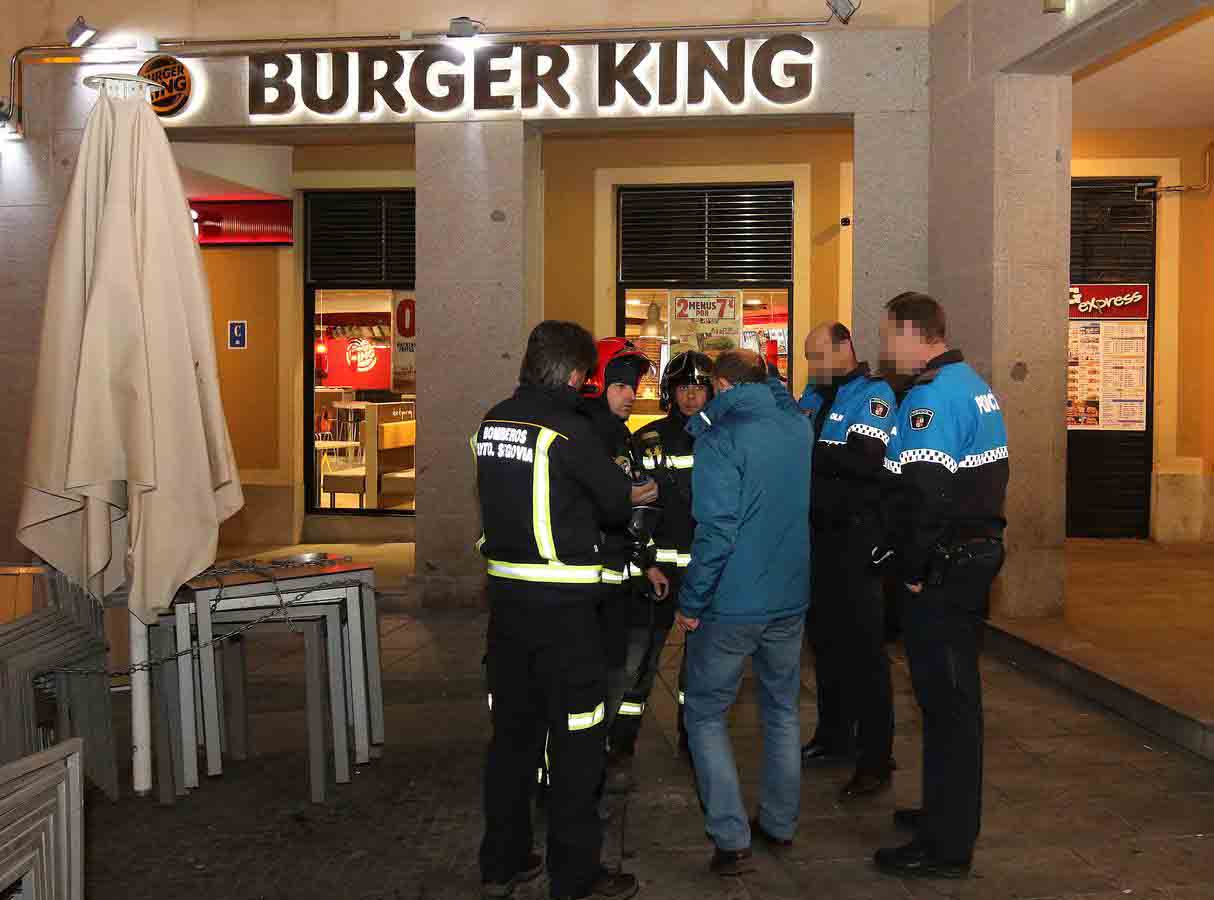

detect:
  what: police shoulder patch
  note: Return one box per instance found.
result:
[909,408,935,431]
[869,397,890,419]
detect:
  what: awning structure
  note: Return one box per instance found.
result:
[178,167,293,246]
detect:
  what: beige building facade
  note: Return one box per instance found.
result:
[1,0,1210,615]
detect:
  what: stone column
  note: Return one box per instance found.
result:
[851,111,930,365]
[931,10,1072,618]
[414,121,534,605]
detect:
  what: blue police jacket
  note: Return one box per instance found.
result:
[798,364,895,529]
[679,377,812,624]
[884,350,1009,583]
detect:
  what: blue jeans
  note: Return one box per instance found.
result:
[684,614,804,851]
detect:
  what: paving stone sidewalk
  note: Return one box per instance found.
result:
[85,611,1214,900]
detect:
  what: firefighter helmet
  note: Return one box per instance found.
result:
[582,337,653,399]
[660,351,714,412]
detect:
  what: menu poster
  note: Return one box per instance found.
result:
[670,290,742,359]
[1066,319,1148,431]
[391,291,417,395]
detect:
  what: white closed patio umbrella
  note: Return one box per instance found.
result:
[17,77,244,795]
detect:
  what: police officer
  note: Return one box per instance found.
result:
[873,294,1008,880]
[606,351,714,781]
[798,322,897,801]
[576,339,658,747]
[476,321,654,900]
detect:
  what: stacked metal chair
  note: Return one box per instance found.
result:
[0,570,118,800]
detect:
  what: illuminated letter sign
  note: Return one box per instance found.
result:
[242,37,816,123]
[752,35,814,104]
[249,53,296,115]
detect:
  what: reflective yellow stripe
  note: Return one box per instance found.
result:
[487,560,604,584]
[533,428,560,562]
[601,568,626,584]
[642,454,694,470]
[568,702,606,732]
[475,534,486,552]
[678,691,686,705]
[655,549,691,567]
[618,701,645,716]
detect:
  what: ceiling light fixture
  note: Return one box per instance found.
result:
[67,16,98,47]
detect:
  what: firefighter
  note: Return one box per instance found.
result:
[874,293,1008,880]
[576,339,660,758]
[605,351,714,788]
[476,321,655,900]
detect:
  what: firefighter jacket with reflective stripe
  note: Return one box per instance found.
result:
[797,364,895,531]
[632,411,695,565]
[577,397,637,580]
[883,350,1009,583]
[474,385,634,584]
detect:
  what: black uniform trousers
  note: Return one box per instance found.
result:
[607,569,682,756]
[480,579,607,897]
[808,519,894,775]
[901,540,1004,862]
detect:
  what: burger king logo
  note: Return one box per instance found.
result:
[345,338,378,373]
[138,55,192,117]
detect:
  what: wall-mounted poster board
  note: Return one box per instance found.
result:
[1066,284,1149,432]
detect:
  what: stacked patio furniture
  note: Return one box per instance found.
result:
[0,569,117,801]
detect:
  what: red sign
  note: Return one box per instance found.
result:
[395,298,416,338]
[318,338,390,390]
[189,199,293,246]
[1069,284,1150,320]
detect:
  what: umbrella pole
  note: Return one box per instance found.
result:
[130,615,152,796]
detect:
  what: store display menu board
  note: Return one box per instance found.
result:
[670,290,742,359]
[1066,284,1149,432]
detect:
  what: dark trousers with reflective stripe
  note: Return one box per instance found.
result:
[809,522,894,775]
[902,541,1003,862]
[481,579,607,897]
[607,571,682,755]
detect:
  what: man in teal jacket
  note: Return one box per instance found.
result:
[676,349,812,876]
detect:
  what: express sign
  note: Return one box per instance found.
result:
[1068,284,1150,320]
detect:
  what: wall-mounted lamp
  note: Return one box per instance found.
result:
[1043,0,1067,12]
[67,16,98,47]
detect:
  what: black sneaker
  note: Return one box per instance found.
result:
[749,818,793,852]
[839,772,892,801]
[893,808,922,831]
[552,869,639,899]
[874,841,971,879]
[710,847,756,876]
[483,852,544,898]
[800,740,854,767]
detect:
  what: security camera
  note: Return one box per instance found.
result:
[446,16,486,39]
[827,0,861,25]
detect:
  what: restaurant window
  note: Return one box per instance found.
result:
[617,184,793,427]
[304,191,416,515]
